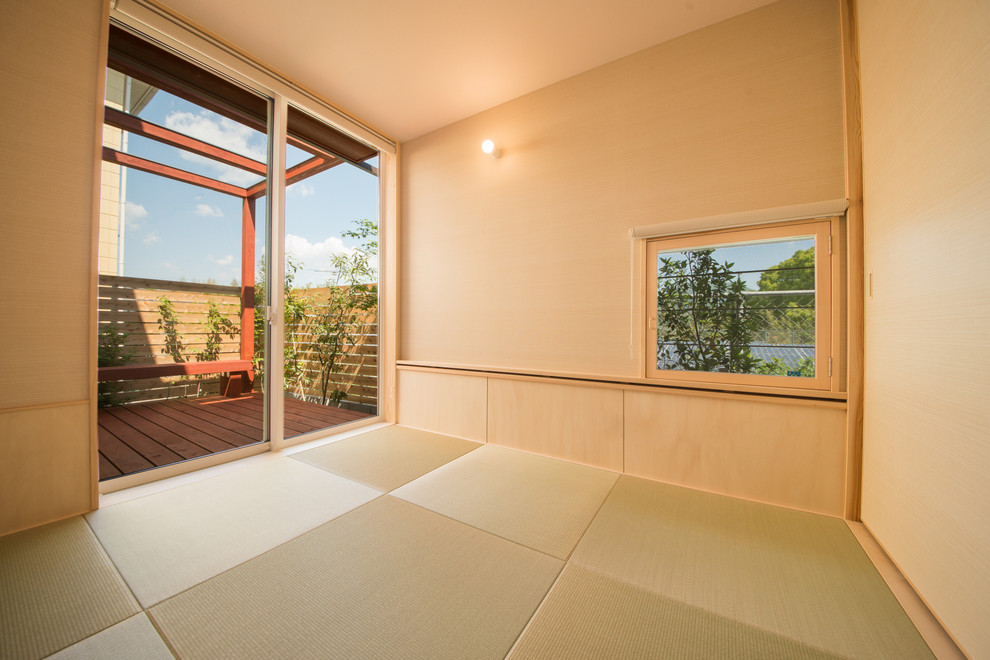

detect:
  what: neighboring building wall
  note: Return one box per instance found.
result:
[98,70,125,276]
[0,0,108,535]
[858,1,990,657]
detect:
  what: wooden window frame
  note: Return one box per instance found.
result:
[645,217,839,393]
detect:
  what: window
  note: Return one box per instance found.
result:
[646,219,836,391]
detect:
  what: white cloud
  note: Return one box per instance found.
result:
[285,234,353,263]
[164,110,266,186]
[208,254,234,266]
[284,234,379,286]
[288,182,315,197]
[143,232,161,246]
[194,203,224,218]
[125,201,147,228]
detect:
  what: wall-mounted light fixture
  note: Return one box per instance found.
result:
[481,139,501,159]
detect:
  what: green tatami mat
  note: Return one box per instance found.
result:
[0,517,139,660]
[86,457,379,607]
[570,476,934,659]
[509,565,845,659]
[291,424,481,491]
[394,444,618,558]
[48,614,172,659]
[150,496,562,659]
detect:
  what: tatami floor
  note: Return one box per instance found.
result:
[1,425,934,659]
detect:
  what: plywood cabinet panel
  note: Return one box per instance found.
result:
[0,403,93,536]
[624,390,845,515]
[487,379,623,471]
[397,370,487,442]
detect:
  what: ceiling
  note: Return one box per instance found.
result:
[156,0,777,143]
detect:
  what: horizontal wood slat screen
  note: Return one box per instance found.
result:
[98,275,377,407]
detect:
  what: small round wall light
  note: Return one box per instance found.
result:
[481,139,500,159]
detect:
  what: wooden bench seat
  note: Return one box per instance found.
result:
[98,360,254,397]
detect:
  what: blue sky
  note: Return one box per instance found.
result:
[116,86,379,288]
[658,237,814,289]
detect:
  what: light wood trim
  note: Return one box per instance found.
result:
[839,0,865,521]
[645,218,835,392]
[847,522,967,660]
[397,362,848,407]
[90,0,114,512]
[630,199,848,239]
[379,145,399,423]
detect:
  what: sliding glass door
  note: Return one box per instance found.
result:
[97,23,384,482]
[279,106,380,441]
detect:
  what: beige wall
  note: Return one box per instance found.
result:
[399,0,850,515]
[0,0,107,535]
[858,1,990,657]
[401,0,845,376]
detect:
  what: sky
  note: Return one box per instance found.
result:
[658,237,814,289]
[113,83,379,288]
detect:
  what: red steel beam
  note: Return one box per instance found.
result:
[97,360,253,381]
[103,147,247,197]
[240,197,256,379]
[245,154,344,199]
[105,106,267,176]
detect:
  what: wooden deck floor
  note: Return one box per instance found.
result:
[98,392,372,480]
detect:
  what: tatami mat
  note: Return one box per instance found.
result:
[0,517,139,660]
[570,476,934,659]
[509,564,844,659]
[47,614,173,659]
[292,424,481,491]
[150,496,562,660]
[86,457,379,607]
[393,444,618,558]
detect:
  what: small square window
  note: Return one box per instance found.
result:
[646,219,835,391]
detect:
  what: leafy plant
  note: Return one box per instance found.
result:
[310,219,378,405]
[657,249,760,374]
[158,296,186,363]
[753,246,816,346]
[196,300,237,363]
[97,325,135,408]
[752,356,816,377]
[253,255,312,390]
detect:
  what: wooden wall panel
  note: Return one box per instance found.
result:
[0,0,106,408]
[487,379,623,471]
[858,1,990,657]
[0,403,93,536]
[397,369,488,442]
[1,0,107,534]
[625,390,846,516]
[400,0,845,377]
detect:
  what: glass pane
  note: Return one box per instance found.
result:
[96,67,269,481]
[656,236,815,377]
[282,108,379,440]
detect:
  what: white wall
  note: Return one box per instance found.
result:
[858,1,990,657]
